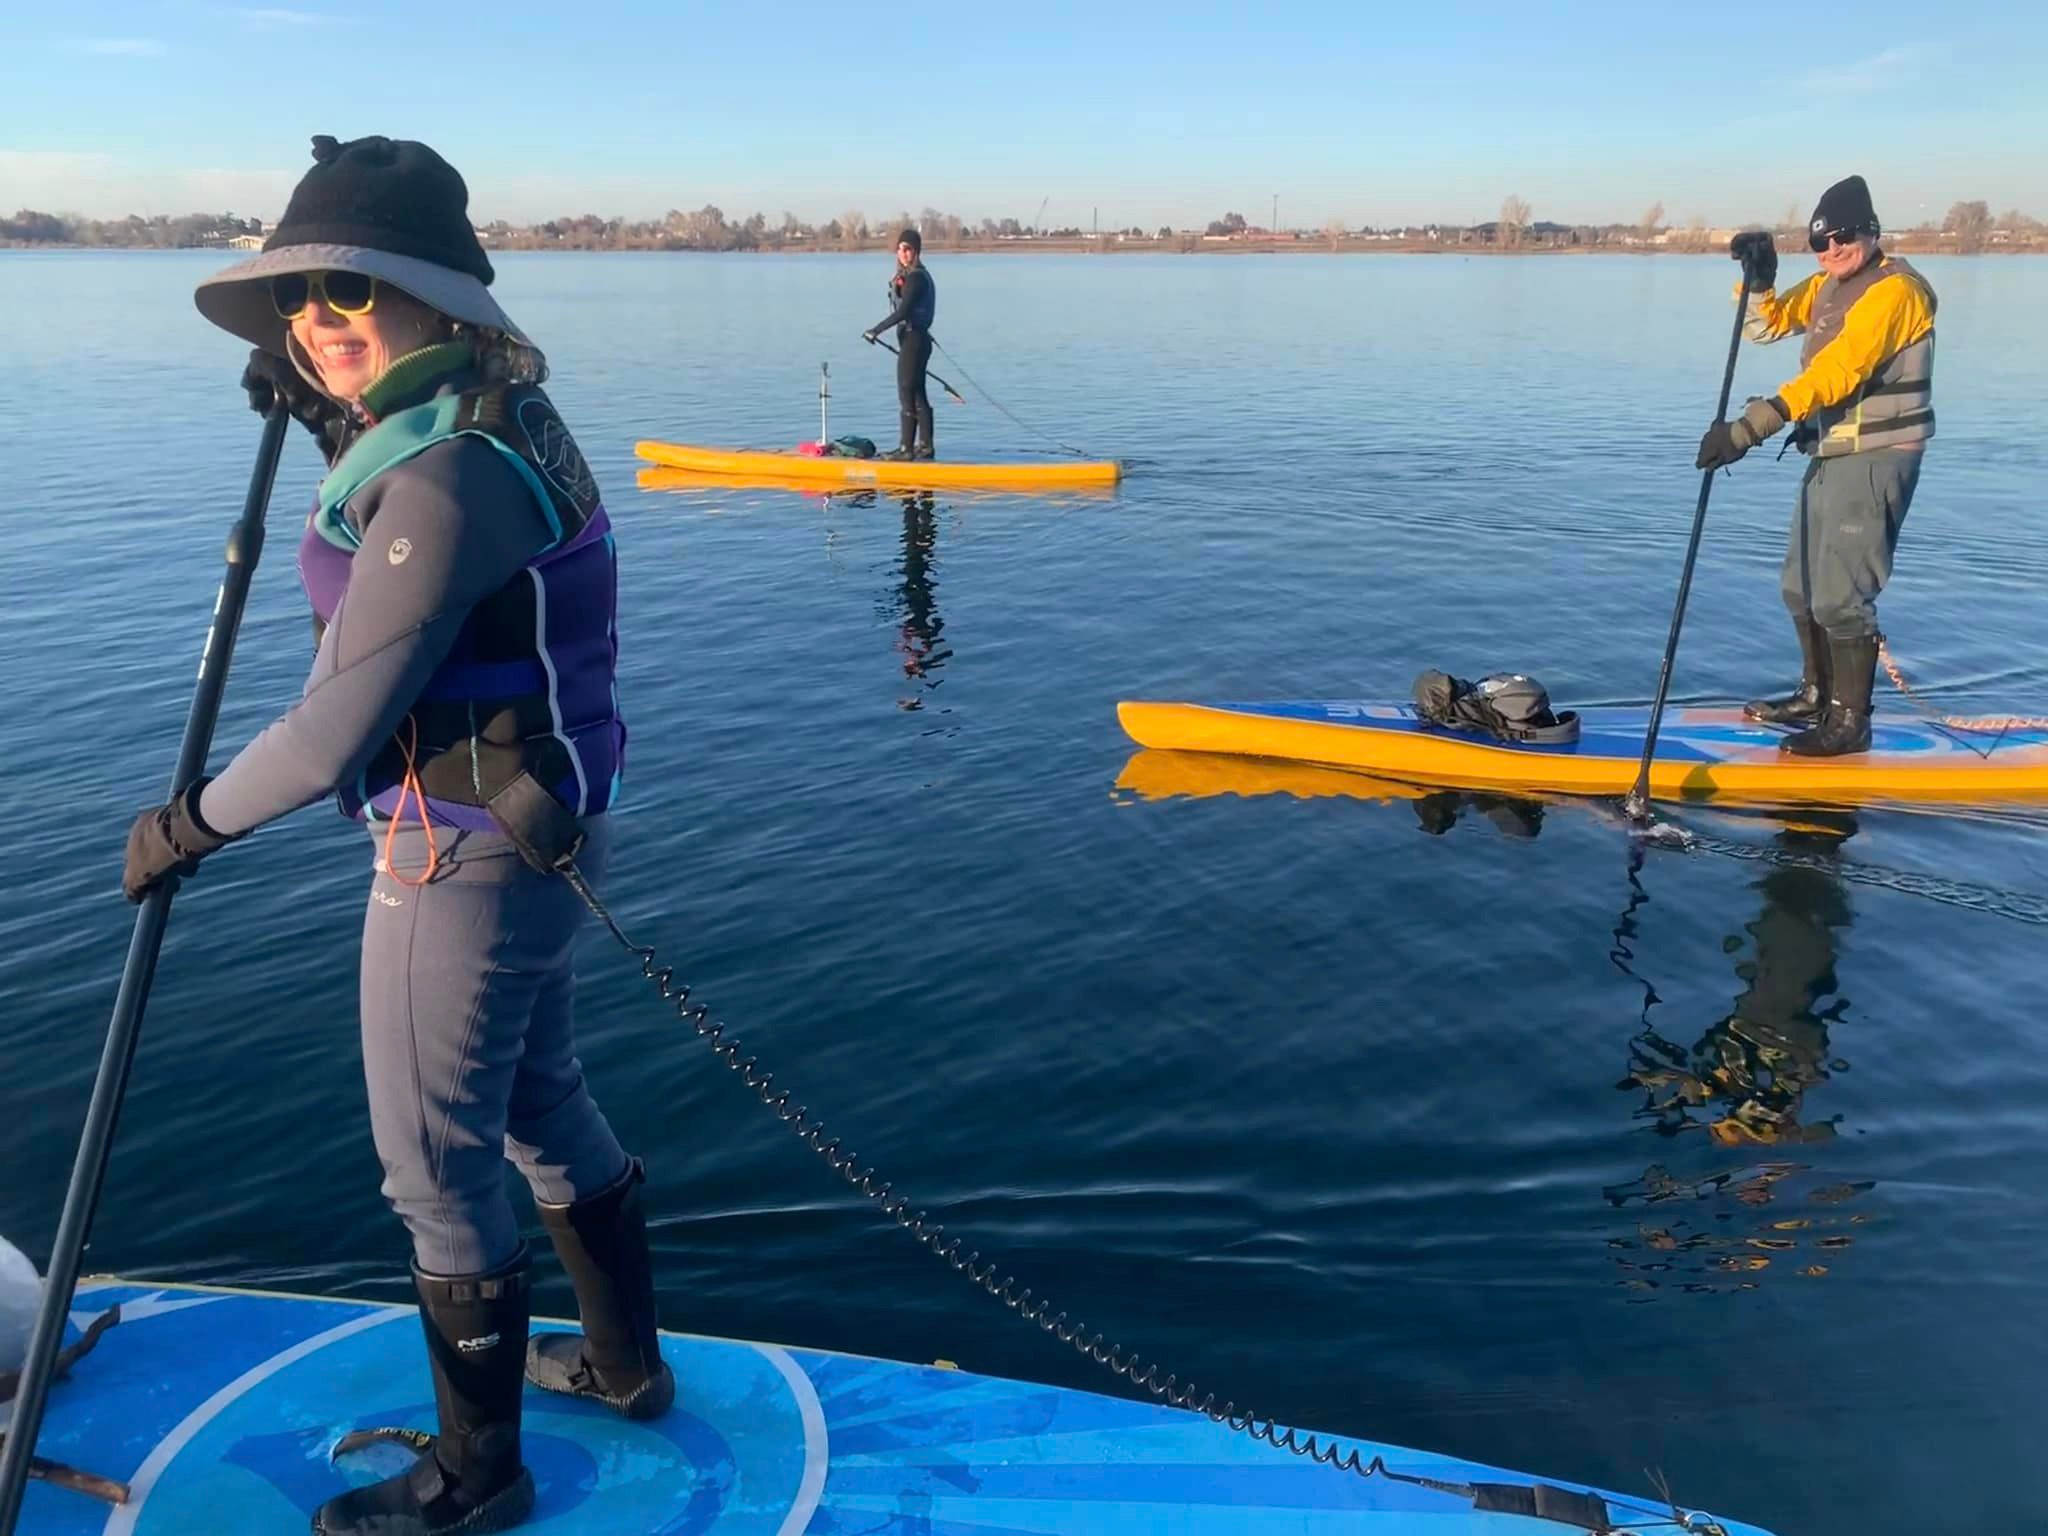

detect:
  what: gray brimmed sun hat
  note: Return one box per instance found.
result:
[195,134,532,359]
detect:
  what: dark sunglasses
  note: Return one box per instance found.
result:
[1808,227,1864,254]
[270,270,379,319]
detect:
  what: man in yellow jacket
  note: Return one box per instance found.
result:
[1696,174,1936,757]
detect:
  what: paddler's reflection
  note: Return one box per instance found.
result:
[1605,816,1874,1293]
[1622,815,1857,1147]
[891,491,950,709]
[1410,787,1546,839]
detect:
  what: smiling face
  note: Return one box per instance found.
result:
[1815,232,1878,282]
[287,279,452,403]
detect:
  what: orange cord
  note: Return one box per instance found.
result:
[1878,638,2048,733]
[380,714,441,886]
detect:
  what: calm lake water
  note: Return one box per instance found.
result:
[5,249,2048,1535]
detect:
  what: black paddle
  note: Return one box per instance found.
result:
[1622,274,1756,824]
[0,407,288,1535]
[865,333,966,403]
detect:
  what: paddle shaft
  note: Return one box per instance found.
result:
[0,408,288,1536]
[866,334,966,403]
[1623,276,1755,821]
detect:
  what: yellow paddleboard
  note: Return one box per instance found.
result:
[635,440,1121,491]
[1115,700,2048,807]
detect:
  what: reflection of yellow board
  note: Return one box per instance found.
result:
[1113,750,1872,841]
[636,440,1121,491]
[1115,749,1436,805]
[637,466,836,497]
[1116,700,2048,807]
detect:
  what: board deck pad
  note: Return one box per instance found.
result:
[1116,700,2048,806]
[14,1280,1774,1534]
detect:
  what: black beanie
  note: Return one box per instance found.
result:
[1810,174,1880,241]
[265,135,494,284]
[897,226,922,253]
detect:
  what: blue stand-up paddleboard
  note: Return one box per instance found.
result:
[13,1280,1773,1534]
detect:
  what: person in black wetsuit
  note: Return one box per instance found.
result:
[863,227,937,460]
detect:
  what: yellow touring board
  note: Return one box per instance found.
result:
[635,440,1122,491]
[1114,700,2048,807]
[634,466,1115,503]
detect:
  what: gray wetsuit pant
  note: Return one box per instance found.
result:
[1779,447,1922,640]
[362,814,629,1277]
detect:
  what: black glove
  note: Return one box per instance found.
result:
[122,778,239,903]
[1696,396,1790,470]
[242,348,350,464]
[1729,230,1779,293]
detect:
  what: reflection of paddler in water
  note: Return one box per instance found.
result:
[1106,752,1881,1289]
[1607,816,1874,1292]
[891,491,950,709]
[1410,787,1545,839]
[1116,756,1863,1163]
[1622,816,1856,1147]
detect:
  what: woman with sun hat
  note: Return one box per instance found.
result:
[122,134,672,1536]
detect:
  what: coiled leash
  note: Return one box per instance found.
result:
[485,771,1733,1534]
[1876,637,2048,740]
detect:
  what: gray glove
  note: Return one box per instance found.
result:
[1696,396,1789,470]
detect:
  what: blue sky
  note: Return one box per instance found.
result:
[4,0,2044,228]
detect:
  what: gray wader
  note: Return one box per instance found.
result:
[1780,446,1922,639]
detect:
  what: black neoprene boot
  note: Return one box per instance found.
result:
[881,411,918,459]
[314,1249,534,1536]
[526,1159,675,1420]
[1745,616,1829,725]
[1782,634,1877,757]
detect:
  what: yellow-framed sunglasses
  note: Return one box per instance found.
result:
[269,270,379,319]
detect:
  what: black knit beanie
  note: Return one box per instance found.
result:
[265,135,494,283]
[897,227,922,254]
[1810,175,1880,242]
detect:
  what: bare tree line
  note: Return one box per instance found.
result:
[1472,194,2042,255]
[6,198,2044,254]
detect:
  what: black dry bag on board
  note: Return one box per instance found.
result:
[1412,670,1580,745]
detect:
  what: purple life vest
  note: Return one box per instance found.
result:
[297,384,625,831]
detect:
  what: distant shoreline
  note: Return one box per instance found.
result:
[7,236,2044,257]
